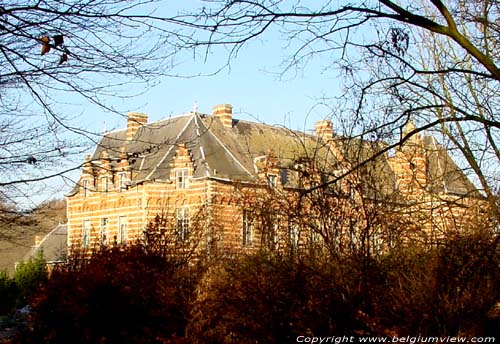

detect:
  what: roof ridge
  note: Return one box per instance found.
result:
[235,118,317,139]
[102,113,196,137]
[142,112,195,128]
[145,114,195,180]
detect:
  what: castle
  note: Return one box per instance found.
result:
[66,104,483,256]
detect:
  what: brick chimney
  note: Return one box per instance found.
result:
[212,104,233,128]
[315,120,333,141]
[126,112,148,140]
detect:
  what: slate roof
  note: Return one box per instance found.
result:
[71,112,478,198]
[422,136,480,197]
[23,224,67,264]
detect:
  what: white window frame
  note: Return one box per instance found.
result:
[101,176,109,192]
[82,220,91,247]
[118,216,128,245]
[311,230,321,245]
[175,207,190,241]
[267,174,277,189]
[289,224,300,251]
[175,168,189,189]
[118,172,127,192]
[242,210,254,247]
[100,217,109,245]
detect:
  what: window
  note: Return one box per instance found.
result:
[175,168,189,189]
[82,220,91,247]
[175,207,189,241]
[118,216,127,245]
[263,215,279,249]
[101,176,108,192]
[311,230,321,245]
[289,225,300,251]
[100,218,108,245]
[242,210,254,247]
[118,172,127,192]
[82,180,88,198]
[267,174,277,189]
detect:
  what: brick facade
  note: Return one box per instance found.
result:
[66,105,485,256]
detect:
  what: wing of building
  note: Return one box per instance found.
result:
[66,104,484,255]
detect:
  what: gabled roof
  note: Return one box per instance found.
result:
[72,110,478,199]
[23,224,67,264]
[422,136,480,197]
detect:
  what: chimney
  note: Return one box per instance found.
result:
[212,104,233,128]
[315,120,333,141]
[82,154,94,176]
[126,112,148,140]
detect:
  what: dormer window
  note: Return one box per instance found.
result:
[267,174,277,189]
[176,168,189,189]
[118,172,127,192]
[101,176,109,192]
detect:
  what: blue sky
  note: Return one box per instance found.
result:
[81,36,342,135]
[72,1,347,136]
[20,1,349,206]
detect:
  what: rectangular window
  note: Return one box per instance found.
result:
[82,220,91,247]
[175,207,189,241]
[118,172,127,192]
[100,218,108,245]
[311,230,320,245]
[82,180,88,198]
[101,176,108,192]
[175,168,189,189]
[242,210,254,247]
[289,225,300,251]
[118,216,128,245]
[267,174,277,189]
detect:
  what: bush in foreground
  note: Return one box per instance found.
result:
[16,245,200,344]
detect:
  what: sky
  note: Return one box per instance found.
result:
[21,1,347,207]
[8,1,487,208]
[71,0,352,135]
[81,32,342,134]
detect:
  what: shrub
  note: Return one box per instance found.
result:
[370,232,500,336]
[0,270,17,315]
[13,252,47,308]
[17,245,201,344]
[188,252,367,344]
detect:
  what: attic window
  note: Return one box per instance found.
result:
[118,172,127,192]
[101,176,109,193]
[176,168,189,189]
[267,174,277,189]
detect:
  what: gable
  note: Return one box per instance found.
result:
[70,107,479,201]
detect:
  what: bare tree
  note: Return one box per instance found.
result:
[0,0,181,202]
[163,0,500,220]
